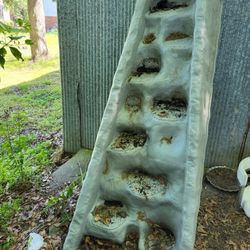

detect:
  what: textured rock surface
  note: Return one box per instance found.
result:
[63,0,222,249]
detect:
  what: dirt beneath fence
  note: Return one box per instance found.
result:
[78,181,250,250]
[2,175,250,249]
[195,182,250,250]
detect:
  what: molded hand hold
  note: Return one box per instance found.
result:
[237,157,250,187]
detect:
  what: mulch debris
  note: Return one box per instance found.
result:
[111,131,147,150]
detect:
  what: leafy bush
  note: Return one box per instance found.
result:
[0,20,32,68]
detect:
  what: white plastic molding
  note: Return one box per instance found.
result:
[237,157,250,218]
[63,0,222,249]
[237,157,250,187]
[240,186,250,219]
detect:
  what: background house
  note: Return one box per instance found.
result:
[43,0,57,32]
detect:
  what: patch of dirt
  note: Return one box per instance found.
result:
[152,97,187,119]
[4,176,250,249]
[111,131,147,150]
[11,86,24,96]
[92,201,127,226]
[166,32,190,41]
[51,147,73,166]
[80,232,139,250]
[132,58,160,77]
[205,167,241,192]
[145,223,175,250]
[150,0,188,13]
[0,174,80,250]
[195,182,250,250]
[122,170,166,200]
[143,33,156,44]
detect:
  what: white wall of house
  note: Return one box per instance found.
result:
[43,0,57,17]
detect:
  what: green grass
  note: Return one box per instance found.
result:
[0,33,63,248]
[0,70,62,192]
[0,71,62,132]
[0,32,59,89]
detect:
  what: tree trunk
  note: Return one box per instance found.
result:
[0,0,4,19]
[28,0,48,61]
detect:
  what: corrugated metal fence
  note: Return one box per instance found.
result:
[57,0,250,168]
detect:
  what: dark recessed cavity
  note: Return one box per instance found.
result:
[125,94,142,113]
[166,32,190,41]
[143,33,156,44]
[145,223,175,249]
[152,95,187,119]
[104,200,123,207]
[122,170,167,200]
[150,0,189,13]
[81,232,139,249]
[132,57,161,77]
[92,200,127,226]
[111,130,147,150]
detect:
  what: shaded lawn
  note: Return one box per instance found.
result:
[0,71,62,134]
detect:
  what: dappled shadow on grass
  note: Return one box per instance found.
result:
[0,70,61,93]
[0,56,59,89]
[0,70,63,140]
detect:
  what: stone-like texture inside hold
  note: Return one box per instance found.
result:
[143,33,156,44]
[145,223,175,250]
[132,58,161,77]
[111,130,147,150]
[122,170,167,199]
[92,201,127,226]
[152,97,187,119]
[166,32,190,41]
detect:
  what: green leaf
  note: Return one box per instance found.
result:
[0,55,5,69]
[9,47,24,61]
[9,36,24,41]
[0,47,7,57]
[25,39,33,45]
[16,18,24,27]
[0,22,11,34]
[0,22,22,34]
